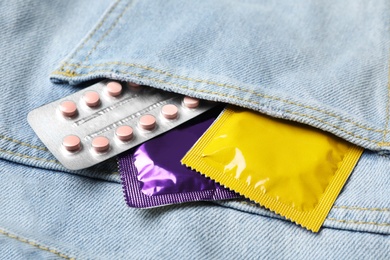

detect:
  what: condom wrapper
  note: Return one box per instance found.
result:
[182,106,363,232]
[118,108,239,208]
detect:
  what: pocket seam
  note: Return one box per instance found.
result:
[0,228,75,259]
[327,218,390,227]
[0,142,387,213]
[51,68,388,146]
[237,201,390,232]
[58,0,122,73]
[333,205,390,212]
[83,1,133,63]
[0,147,58,164]
[240,201,390,213]
[2,144,388,231]
[0,147,118,175]
[54,62,384,133]
[0,134,47,151]
[381,67,390,143]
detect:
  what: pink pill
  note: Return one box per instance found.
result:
[127,82,141,92]
[116,125,133,141]
[183,96,200,108]
[161,104,178,119]
[139,114,156,130]
[92,136,110,153]
[128,82,140,88]
[106,81,122,97]
[59,100,77,117]
[62,135,81,152]
[83,91,100,107]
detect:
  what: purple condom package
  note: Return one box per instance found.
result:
[118,107,239,208]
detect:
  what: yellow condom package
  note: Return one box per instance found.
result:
[182,106,363,232]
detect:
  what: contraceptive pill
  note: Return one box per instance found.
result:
[62,135,81,152]
[115,125,133,141]
[161,104,178,119]
[128,82,140,88]
[139,115,156,130]
[106,81,122,97]
[83,91,100,107]
[183,96,199,108]
[59,100,77,117]
[92,136,110,153]
[28,80,216,170]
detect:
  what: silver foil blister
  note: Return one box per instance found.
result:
[28,80,215,170]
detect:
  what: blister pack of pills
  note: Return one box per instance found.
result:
[28,80,215,170]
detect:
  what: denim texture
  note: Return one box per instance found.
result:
[0,0,389,259]
[51,0,390,152]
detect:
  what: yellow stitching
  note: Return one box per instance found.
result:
[0,134,48,151]
[238,202,390,226]
[58,0,122,71]
[51,69,390,145]
[333,206,390,212]
[57,62,383,133]
[0,148,118,175]
[51,69,385,144]
[0,148,60,164]
[240,201,390,213]
[55,61,384,133]
[83,2,132,62]
[283,110,378,144]
[0,229,75,259]
[382,59,390,144]
[327,218,390,227]
[53,71,79,76]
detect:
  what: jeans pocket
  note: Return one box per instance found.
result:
[47,0,390,234]
[51,0,390,152]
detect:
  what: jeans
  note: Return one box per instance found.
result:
[0,0,389,259]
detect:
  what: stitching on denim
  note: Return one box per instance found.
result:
[283,110,377,143]
[0,229,75,259]
[50,69,385,144]
[327,218,390,227]
[83,2,132,62]
[51,69,390,145]
[240,201,390,212]
[0,134,48,151]
[381,61,390,144]
[0,148,60,164]
[238,202,390,227]
[0,148,119,175]
[333,206,390,212]
[58,0,122,72]
[55,61,384,133]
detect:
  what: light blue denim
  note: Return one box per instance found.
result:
[0,0,389,259]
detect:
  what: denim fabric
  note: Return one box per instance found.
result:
[51,0,390,152]
[0,232,62,259]
[0,159,389,259]
[0,0,389,259]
